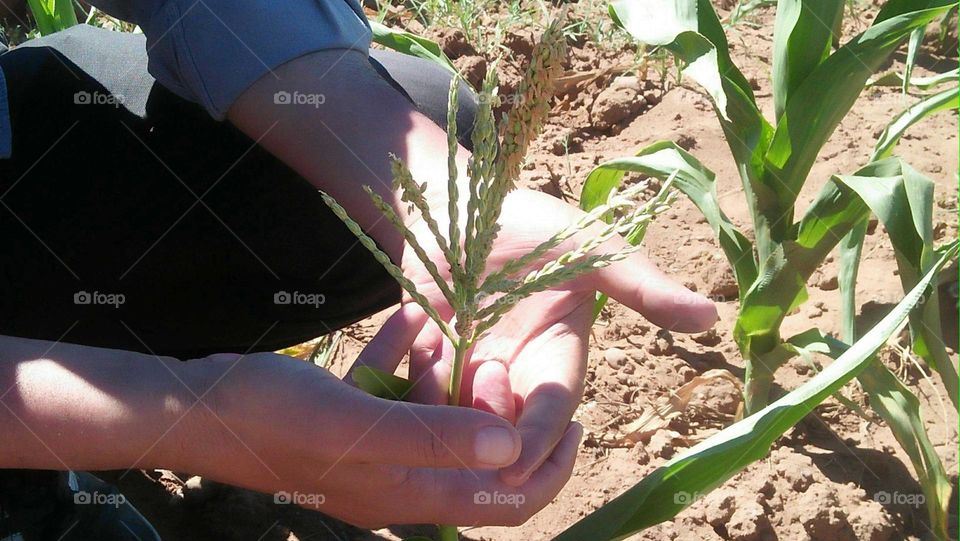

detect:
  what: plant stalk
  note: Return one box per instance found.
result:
[741,335,793,415]
[436,335,471,541]
[448,335,470,407]
[438,525,460,541]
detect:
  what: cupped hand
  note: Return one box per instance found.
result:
[182,351,579,528]
[349,188,716,493]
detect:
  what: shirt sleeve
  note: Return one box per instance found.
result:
[105,0,372,120]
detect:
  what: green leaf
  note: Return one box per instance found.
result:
[838,218,869,342]
[844,85,957,346]
[736,178,871,341]
[872,85,959,161]
[835,159,959,407]
[868,67,959,90]
[771,0,845,120]
[789,329,952,541]
[369,20,458,77]
[580,141,757,295]
[762,0,955,237]
[25,0,78,35]
[553,242,958,541]
[352,366,414,401]
[902,25,926,93]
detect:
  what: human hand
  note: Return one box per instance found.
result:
[349,187,716,491]
[178,351,579,527]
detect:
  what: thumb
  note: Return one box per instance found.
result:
[336,387,522,469]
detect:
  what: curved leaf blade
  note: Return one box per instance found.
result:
[772,0,844,120]
[835,159,959,407]
[763,1,955,227]
[872,85,959,161]
[554,243,958,541]
[370,20,458,77]
[580,141,757,295]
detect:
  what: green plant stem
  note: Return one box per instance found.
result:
[26,0,78,35]
[448,336,470,407]
[438,525,460,541]
[741,339,793,415]
[743,361,774,415]
[435,336,471,541]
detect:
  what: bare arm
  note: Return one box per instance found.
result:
[0,334,206,471]
[227,50,466,262]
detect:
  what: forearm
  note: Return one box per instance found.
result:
[228,49,470,262]
[0,335,209,471]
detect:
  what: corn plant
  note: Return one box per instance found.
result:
[25,0,77,35]
[595,0,958,414]
[322,18,676,541]
[556,243,958,540]
[564,0,959,538]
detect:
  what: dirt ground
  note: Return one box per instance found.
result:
[104,2,959,540]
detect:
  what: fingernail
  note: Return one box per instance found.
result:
[475,426,518,466]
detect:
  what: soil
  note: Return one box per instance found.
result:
[105,2,959,540]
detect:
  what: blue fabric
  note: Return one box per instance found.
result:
[0,66,10,159]
[91,0,372,119]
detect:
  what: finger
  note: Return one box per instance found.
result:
[471,361,517,424]
[408,325,453,405]
[345,302,428,387]
[588,247,718,332]
[499,381,580,487]
[337,388,521,470]
[381,422,582,526]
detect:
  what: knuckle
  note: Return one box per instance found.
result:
[415,418,450,465]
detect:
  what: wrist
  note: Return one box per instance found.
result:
[146,354,228,472]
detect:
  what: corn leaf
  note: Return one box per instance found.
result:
[771,0,844,120]
[868,67,959,89]
[737,178,871,342]
[835,159,959,407]
[369,20,458,77]
[790,329,952,540]
[762,0,955,235]
[872,85,959,161]
[611,0,780,265]
[841,83,957,346]
[839,218,870,342]
[902,26,926,93]
[580,141,757,296]
[554,242,957,541]
[351,366,414,401]
[25,0,78,35]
